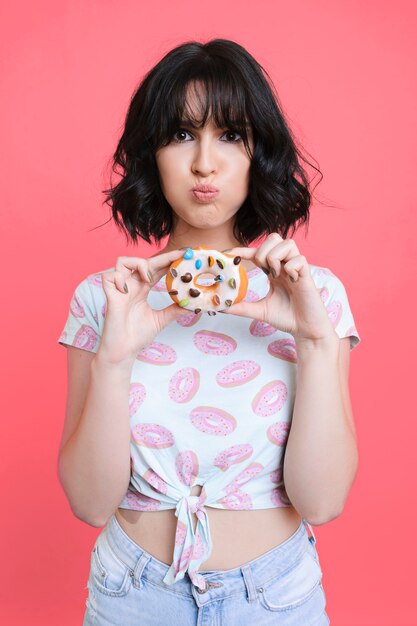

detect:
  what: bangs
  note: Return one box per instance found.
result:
[153,69,253,156]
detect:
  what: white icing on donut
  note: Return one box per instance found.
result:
[167,248,246,313]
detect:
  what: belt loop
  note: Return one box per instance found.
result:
[241,564,257,603]
[303,519,317,545]
[132,552,151,589]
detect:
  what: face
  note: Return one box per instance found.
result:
[154,82,254,245]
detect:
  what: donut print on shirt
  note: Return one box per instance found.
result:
[58,263,361,590]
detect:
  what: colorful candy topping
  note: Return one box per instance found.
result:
[183,248,194,260]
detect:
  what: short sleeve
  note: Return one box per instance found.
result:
[312,266,361,350]
[57,274,105,353]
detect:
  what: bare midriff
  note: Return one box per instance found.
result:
[115,484,302,571]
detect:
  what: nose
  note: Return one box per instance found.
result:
[191,136,217,176]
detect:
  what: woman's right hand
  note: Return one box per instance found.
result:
[97,249,186,366]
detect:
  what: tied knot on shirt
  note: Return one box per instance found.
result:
[177,494,207,523]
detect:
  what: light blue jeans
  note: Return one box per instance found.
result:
[83,513,330,625]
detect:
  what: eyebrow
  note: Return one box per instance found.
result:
[178,119,252,129]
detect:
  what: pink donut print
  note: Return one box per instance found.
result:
[267,338,297,363]
[176,310,203,327]
[270,466,283,484]
[137,341,177,365]
[70,293,85,318]
[223,462,264,494]
[217,488,253,510]
[144,468,169,495]
[177,544,194,574]
[314,268,333,277]
[175,520,188,547]
[271,484,291,507]
[193,330,237,356]
[122,489,162,511]
[249,320,277,337]
[216,360,261,388]
[131,423,174,448]
[252,380,288,417]
[152,278,167,292]
[128,382,147,417]
[326,300,343,328]
[190,406,237,436]
[213,443,253,471]
[318,286,329,303]
[267,421,290,446]
[191,532,206,560]
[243,289,261,302]
[73,325,99,351]
[176,450,199,486]
[88,274,103,287]
[247,267,262,279]
[169,368,200,403]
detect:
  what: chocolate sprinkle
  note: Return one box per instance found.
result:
[233,256,241,265]
[194,308,202,314]
[168,290,178,295]
[216,258,226,269]
[169,268,178,278]
[208,311,217,316]
[180,273,193,283]
[225,299,233,307]
[189,288,200,297]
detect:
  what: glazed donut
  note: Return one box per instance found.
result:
[166,246,248,314]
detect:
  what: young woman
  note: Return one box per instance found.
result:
[57,38,361,626]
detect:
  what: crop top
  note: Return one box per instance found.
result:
[58,263,361,591]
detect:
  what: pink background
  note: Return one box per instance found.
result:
[2,1,416,624]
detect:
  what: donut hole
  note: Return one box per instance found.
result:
[195,272,217,287]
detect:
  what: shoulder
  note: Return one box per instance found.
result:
[70,266,115,310]
[308,263,361,350]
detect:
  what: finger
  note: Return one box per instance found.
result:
[101,269,130,294]
[156,301,184,327]
[147,249,188,277]
[263,239,300,279]
[282,255,310,283]
[115,257,152,286]
[220,296,266,321]
[115,250,185,288]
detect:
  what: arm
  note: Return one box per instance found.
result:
[283,335,359,525]
[58,350,135,527]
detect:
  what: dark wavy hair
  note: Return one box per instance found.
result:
[99,38,325,247]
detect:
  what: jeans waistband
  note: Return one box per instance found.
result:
[101,513,316,605]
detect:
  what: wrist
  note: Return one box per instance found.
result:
[295,330,340,358]
[93,350,136,376]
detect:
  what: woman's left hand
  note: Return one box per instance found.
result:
[221,233,338,346]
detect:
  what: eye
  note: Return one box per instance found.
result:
[171,128,243,144]
[221,130,242,143]
[172,129,192,143]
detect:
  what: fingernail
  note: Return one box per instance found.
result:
[289,274,298,282]
[147,270,153,282]
[223,249,232,253]
[123,282,128,293]
[270,267,277,278]
[261,266,270,275]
